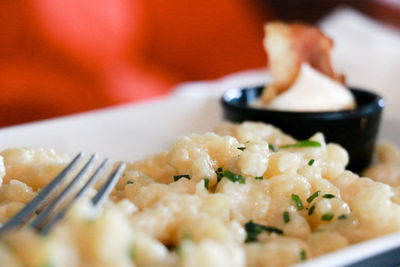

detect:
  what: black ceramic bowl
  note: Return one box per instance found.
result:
[221,86,385,173]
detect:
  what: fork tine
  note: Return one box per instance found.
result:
[91,162,126,207]
[30,154,98,230]
[0,152,83,237]
[40,158,110,234]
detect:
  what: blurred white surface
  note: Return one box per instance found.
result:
[320,8,400,122]
[0,68,270,161]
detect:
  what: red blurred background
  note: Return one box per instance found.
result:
[0,0,398,127]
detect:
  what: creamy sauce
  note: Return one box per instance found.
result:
[265,63,355,112]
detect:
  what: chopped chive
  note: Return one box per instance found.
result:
[129,246,135,261]
[222,170,245,184]
[237,146,246,151]
[261,225,283,235]
[173,244,182,255]
[173,174,191,181]
[1,241,13,251]
[338,214,347,220]
[300,250,307,261]
[182,232,193,240]
[321,213,334,221]
[280,140,321,149]
[308,204,316,215]
[315,228,325,233]
[283,211,290,223]
[84,218,96,225]
[291,194,304,210]
[204,178,209,190]
[307,191,320,203]
[308,159,315,166]
[216,167,224,182]
[244,221,263,242]
[268,144,278,152]
[245,220,283,242]
[255,176,263,180]
[126,180,134,185]
[41,262,55,267]
[322,194,335,199]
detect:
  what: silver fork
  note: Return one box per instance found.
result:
[0,152,126,238]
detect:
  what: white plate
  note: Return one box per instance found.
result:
[0,69,399,266]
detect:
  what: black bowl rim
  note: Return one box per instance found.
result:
[221,86,385,120]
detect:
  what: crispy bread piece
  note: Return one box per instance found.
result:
[262,22,344,104]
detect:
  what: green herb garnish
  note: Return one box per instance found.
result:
[321,213,334,221]
[126,180,134,185]
[300,250,307,261]
[283,211,290,223]
[291,194,304,210]
[173,244,182,255]
[84,218,96,225]
[245,221,263,242]
[308,204,316,215]
[237,146,246,151]
[245,220,283,242]
[255,176,263,180]
[222,170,245,184]
[204,178,210,190]
[308,159,315,166]
[306,191,320,203]
[182,232,193,240]
[268,144,278,152]
[216,167,224,182]
[41,261,55,267]
[338,214,347,220]
[280,140,321,149]
[322,194,335,199]
[174,174,191,181]
[129,246,135,261]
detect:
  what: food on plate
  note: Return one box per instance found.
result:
[363,143,400,186]
[260,22,355,111]
[1,122,400,267]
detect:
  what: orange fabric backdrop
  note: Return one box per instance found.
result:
[0,0,271,127]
